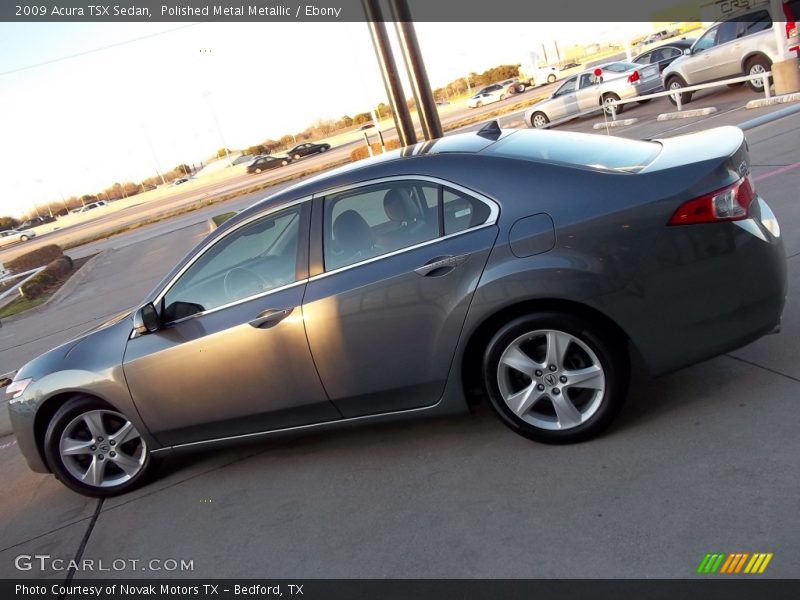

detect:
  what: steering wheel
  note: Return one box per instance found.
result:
[223,267,269,301]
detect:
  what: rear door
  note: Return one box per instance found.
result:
[302,177,499,418]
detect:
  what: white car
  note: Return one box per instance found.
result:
[75,201,108,214]
[0,228,36,247]
[467,83,507,108]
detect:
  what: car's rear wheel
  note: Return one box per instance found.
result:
[293,154,301,160]
[547,74,556,83]
[44,396,153,497]
[20,235,29,241]
[530,111,549,128]
[476,101,483,108]
[499,94,506,101]
[482,313,628,444]
[515,83,526,93]
[320,146,327,152]
[255,168,262,174]
[281,160,288,166]
[602,93,624,115]
[745,56,772,92]
[666,76,693,105]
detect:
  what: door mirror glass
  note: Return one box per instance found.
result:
[134,303,161,334]
[684,47,691,55]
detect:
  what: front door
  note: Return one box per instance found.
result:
[302,178,498,418]
[123,202,338,447]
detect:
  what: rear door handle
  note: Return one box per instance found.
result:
[414,254,469,277]
[249,308,294,329]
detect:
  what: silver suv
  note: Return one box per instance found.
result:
[662,5,796,104]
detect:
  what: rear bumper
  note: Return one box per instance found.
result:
[605,196,787,376]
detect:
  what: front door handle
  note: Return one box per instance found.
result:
[249,308,294,329]
[414,254,469,277]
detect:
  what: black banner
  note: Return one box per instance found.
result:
[0,0,784,23]
[4,579,800,600]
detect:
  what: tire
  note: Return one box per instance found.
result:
[320,146,327,152]
[602,93,624,115]
[547,74,556,83]
[499,94,506,101]
[255,168,262,174]
[745,56,772,92]
[530,111,549,128]
[665,76,693,105]
[476,101,483,108]
[293,154,301,160]
[482,313,629,444]
[44,396,153,497]
[281,160,288,166]
[515,83,526,94]
[20,235,29,241]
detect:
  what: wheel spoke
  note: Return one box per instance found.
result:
[551,394,583,429]
[501,345,539,376]
[81,456,107,486]
[111,421,139,445]
[109,452,141,476]
[507,384,547,417]
[82,412,107,440]
[564,365,605,391]
[544,331,571,370]
[61,438,94,456]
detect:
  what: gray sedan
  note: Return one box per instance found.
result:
[525,61,662,128]
[6,124,786,496]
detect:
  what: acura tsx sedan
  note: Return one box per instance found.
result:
[6,123,786,496]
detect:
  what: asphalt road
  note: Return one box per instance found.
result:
[1,102,799,580]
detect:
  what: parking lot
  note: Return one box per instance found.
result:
[1,85,799,579]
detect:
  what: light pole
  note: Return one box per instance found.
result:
[140,124,167,186]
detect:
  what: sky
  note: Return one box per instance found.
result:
[0,21,653,216]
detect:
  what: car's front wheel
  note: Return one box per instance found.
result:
[666,75,693,105]
[745,56,772,92]
[20,235,29,241]
[602,93,624,115]
[530,111,549,128]
[44,396,153,497]
[547,74,556,83]
[482,313,628,444]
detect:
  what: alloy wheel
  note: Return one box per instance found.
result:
[59,409,147,488]
[496,329,606,431]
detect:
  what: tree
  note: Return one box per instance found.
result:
[0,216,18,231]
[246,145,267,156]
[353,112,372,125]
[340,115,353,127]
[173,164,192,175]
[216,148,229,158]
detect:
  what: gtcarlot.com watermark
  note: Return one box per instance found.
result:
[14,554,194,573]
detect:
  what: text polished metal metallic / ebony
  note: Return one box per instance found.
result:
[7,125,786,496]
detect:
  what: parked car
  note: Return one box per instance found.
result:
[662,3,800,104]
[0,228,36,247]
[359,122,375,130]
[6,124,786,496]
[524,61,662,128]
[633,39,695,73]
[74,201,108,214]
[467,83,507,108]
[498,78,527,95]
[247,155,291,174]
[19,215,55,229]
[287,142,331,160]
[173,177,190,186]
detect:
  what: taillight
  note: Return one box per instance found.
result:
[784,2,797,38]
[668,176,755,225]
[628,70,640,84]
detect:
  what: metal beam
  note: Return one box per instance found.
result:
[362,0,417,147]
[389,0,444,140]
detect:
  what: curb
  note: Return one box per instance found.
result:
[592,118,638,130]
[746,92,800,109]
[44,249,109,309]
[657,107,718,120]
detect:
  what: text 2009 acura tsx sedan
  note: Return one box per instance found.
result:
[7,124,786,496]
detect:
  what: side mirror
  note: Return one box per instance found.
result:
[684,48,691,55]
[133,303,160,335]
